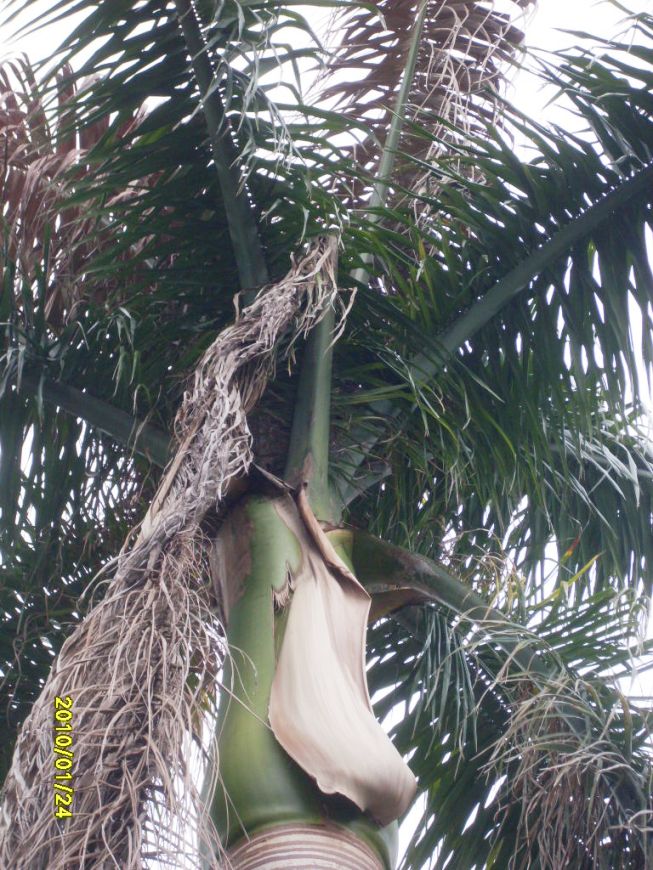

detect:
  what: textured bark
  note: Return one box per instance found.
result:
[227,823,384,869]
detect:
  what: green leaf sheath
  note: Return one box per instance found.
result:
[209,494,397,868]
[284,306,337,522]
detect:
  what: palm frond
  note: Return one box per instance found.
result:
[0,4,652,870]
[320,0,535,202]
[333,15,653,599]
[367,587,652,868]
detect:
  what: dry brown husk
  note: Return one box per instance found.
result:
[322,0,536,212]
[269,492,417,826]
[0,58,152,327]
[0,236,342,869]
[485,671,653,870]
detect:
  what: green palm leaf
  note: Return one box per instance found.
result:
[332,27,653,602]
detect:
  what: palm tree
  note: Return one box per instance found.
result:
[1,0,652,867]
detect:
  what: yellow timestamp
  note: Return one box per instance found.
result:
[53,696,74,819]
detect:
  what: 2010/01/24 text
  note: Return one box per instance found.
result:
[53,696,74,819]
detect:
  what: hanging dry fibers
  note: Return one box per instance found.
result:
[0,236,342,870]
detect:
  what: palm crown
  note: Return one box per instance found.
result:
[0,0,652,868]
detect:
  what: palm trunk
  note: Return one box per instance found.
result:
[207,494,399,869]
[226,824,385,868]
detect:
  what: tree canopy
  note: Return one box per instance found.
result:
[1,0,652,866]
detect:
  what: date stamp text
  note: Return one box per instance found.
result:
[53,696,74,819]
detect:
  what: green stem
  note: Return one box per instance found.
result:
[208,495,397,868]
[285,1,430,518]
[283,306,336,522]
[19,371,170,467]
[351,0,429,286]
[209,496,320,846]
[0,390,24,527]
[174,0,269,290]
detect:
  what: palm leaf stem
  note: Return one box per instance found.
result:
[283,305,337,521]
[434,163,653,357]
[342,160,653,504]
[336,527,560,676]
[351,0,430,285]
[336,527,650,815]
[338,432,653,503]
[19,371,170,466]
[174,0,269,290]
[286,0,430,517]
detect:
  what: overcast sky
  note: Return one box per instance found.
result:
[2,1,652,68]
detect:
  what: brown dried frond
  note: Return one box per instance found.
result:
[484,671,653,869]
[0,57,155,328]
[321,0,535,212]
[0,236,343,869]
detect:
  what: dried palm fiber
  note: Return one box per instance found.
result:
[483,669,653,870]
[0,59,152,327]
[321,0,535,218]
[0,235,343,869]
